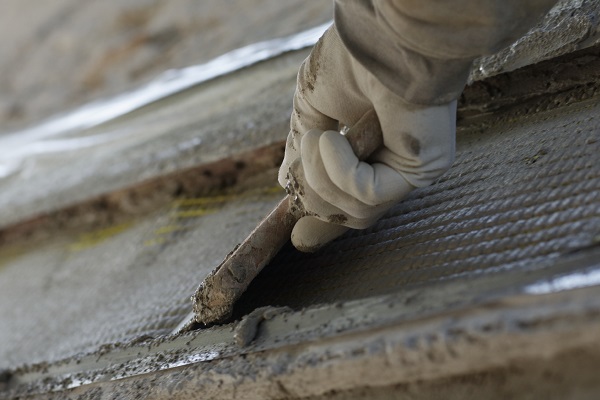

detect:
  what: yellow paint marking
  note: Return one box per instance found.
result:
[0,245,28,271]
[154,225,187,235]
[69,222,134,252]
[144,237,167,247]
[173,195,232,206]
[174,209,220,218]
[144,185,284,247]
[263,186,284,195]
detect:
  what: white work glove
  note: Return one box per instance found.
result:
[279,26,457,252]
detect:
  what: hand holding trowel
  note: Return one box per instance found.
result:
[191,109,383,326]
[183,0,556,329]
[186,24,455,329]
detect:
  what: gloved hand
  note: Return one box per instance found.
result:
[279,25,457,252]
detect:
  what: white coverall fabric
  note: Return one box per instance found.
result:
[335,0,558,105]
[280,0,557,252]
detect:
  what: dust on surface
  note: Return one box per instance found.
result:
[304,27,326,93]
[306,346,600,400]
[327,214,348,225]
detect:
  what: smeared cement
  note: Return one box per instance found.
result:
[0,185,284,370]
[5,281,600,399]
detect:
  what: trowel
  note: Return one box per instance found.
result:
[178,110,383,330]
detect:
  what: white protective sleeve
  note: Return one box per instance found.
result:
[334,0,558,105]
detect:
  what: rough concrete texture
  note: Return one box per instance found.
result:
[0,50,307,229]
[0,186,283,369]
[1,1,600,399]
[6,284,600,399]
[307,347,600,400]
[471,0,600,81]
[0,0,332,131]
[1,0,597,131]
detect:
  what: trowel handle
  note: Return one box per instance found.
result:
[344,109,384,160]
[193,110,383,325]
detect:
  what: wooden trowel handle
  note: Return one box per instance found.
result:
[344,110,384,160]
[192,110,383,325]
